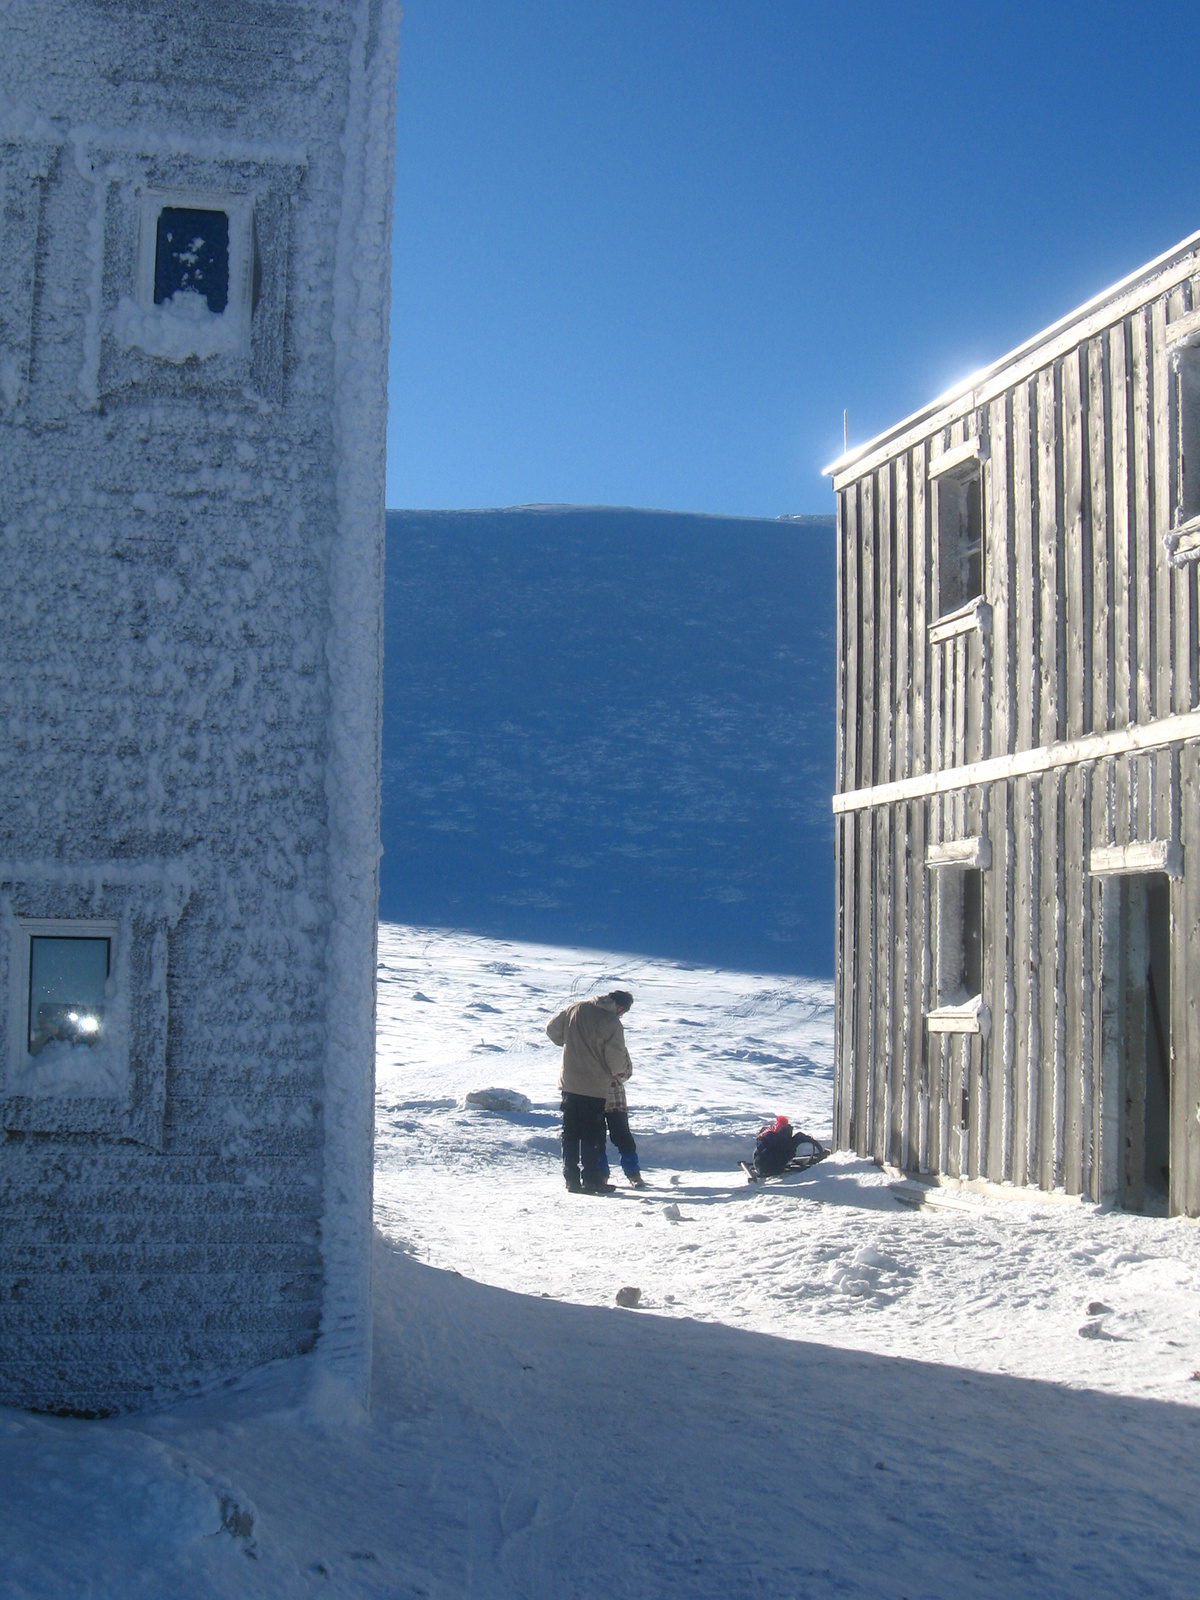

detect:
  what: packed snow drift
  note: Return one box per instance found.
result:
[2,922,1199,1599]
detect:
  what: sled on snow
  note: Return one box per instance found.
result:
[739,1121,829,1183]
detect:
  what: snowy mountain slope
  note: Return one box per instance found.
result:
[381,506,835,974]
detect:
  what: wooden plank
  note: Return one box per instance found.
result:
[1110,325,1135,729]
[1036,773,1060,1188]
[1087,335,1112,734]
[1063,346,1090,739]
[909,441,931,1172]
[854,809,874,1158]
[983,778,1011,1181]
[861,473,877,793]
[1176,743,1200,1215]
[912,442,930,779]
[837,812,857,1151]
[969,1031,985,1180]
[1168,285,1197,716]
[1132,309,1155,841]
[833,701,1200,813]
[1019,777,1042,1185]
[833,810,843,1145]
[1037,365,1063,750]
[878,463,894,787]
[931,1033,949,1176]
[839,487,860,1152]
[858,474,877,1161]
[874,462,895,1164]
[890,798,909,1167]
[895,454,912,780]
[1063,765,1087,1193]
[1131,308,1155,727]
[1097,869,1121,1201]
[1086,769,1106,1200]
[909,796,929,1172]
[1121,879,1148,1211]
[1110,324,1134,858]
[1012,380,1037,750]
[844,488,861,795]
[1151,299,1175,854]
[986,394,1013,758]
[874,803,893,1160]
[835,491,846,793]
[947,1033,964,1179]
[1152,297,1174,725]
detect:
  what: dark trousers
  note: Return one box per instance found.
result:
[605,1110,637,1157]
[561,1092,607,1187]
[599,1110,640,1177]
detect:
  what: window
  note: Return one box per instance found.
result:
[154,206,230,314]
[27,936,110,1056]
[936,467,983,616]
[5,917,122,1107]
[3,881,177,1146]
[127,190,256,360]
[936,867,983,1010]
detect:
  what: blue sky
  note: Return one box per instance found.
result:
[387,1,1200,518]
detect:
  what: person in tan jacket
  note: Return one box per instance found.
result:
[545,990,633,1193]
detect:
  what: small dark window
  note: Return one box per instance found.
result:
[154,206,230,314]
[937,470,983,615]
[961,868,983,997]
[28,936,110,1055]
[936,867,983,1007]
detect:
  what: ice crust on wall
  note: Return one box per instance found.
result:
[0,1,395,1413]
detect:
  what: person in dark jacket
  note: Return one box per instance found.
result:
[545,990,633,1194]
[753,1114,804,1177]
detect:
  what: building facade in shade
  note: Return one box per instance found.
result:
[0,0,397,1412]
[826,229,1200,1218]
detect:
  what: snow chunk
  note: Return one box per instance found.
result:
[463,1087,532,1114]
[828,1245,913,1303]
[113,291,244,364]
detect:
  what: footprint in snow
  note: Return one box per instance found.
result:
[828,1245,912,1303]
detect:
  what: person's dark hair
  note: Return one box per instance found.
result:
[607,989,634,1011]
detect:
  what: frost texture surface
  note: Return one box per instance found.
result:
[0,1,396,1413]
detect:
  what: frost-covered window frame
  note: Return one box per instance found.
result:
[7,917,123,1096]
[1,874,187,1148]
[926,855,989,1037]
[930,440,986,620]
[85,144,303,407]
[1165,311,1200,566]
[131,189,256,360]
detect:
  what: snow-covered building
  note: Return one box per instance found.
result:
[826,230,1200,1218]
[0,1,397,1412]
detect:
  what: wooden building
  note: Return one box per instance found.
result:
[826,230,1200,1217]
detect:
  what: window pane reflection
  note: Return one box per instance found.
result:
[28,937,110,1056]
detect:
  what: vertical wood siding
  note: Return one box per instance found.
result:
[833,264,1200,1215]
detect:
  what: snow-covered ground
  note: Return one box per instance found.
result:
[3,922,1200,1598]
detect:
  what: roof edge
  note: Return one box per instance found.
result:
[823,224,1200,481]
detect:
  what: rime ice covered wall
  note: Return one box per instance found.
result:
[0,1,396,1412]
